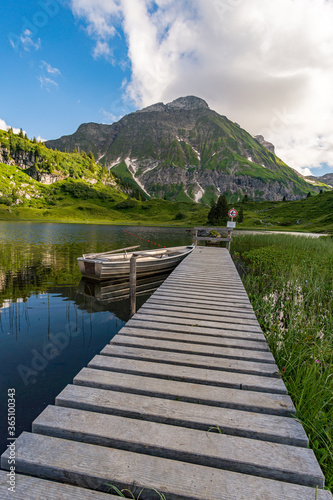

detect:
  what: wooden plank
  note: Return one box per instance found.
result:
[166,272,242,279]
[143,300,258,320]
[130,314,262,334]
[152,290,254,308]
[162,279,246,289]
[158,287,250,299]
[0,470,116,499]
[147,293,255,311]
[74,367,295,416]
[159,276,244,284]
[159,285,251,300]
[88,355,287,393]
[56,384,308,446]
[119,326,270,351]
[32,405,322,487]
[111,335,275,363]
[100,345,278,376]
[127,318,266,341]
[2,433,331,500]
[136,307,260,327]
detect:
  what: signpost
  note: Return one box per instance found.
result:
[228,208,238,219]
[227,208,238,247]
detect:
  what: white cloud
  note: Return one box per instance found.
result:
[38,61,61,91]
[100,108,118,122]
[19,29,41,51]
[93,40,113,59]
[38,75,59,91]
[70,0,333,174]
[0,118,26,136]
[40,60,61,75]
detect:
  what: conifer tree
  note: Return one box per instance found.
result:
[207,195,228,225]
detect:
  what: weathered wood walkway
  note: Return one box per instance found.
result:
[1,247,332,499]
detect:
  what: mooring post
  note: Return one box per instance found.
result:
[130,255,137,317]
[226,230,232,252]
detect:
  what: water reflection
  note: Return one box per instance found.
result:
[0,223,191,455]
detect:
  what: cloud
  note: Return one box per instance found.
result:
[93,40,113,59]
[38,75,59,91]
[38,61,61,91]
[10,29,42,52]
[0,118,26,136]
[40,60,61,75]
[70,0,333,174]
[100,108,118,123]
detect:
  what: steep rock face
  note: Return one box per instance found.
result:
[254,135,275,155]
[46,96,326,202]
[0,147,66,184]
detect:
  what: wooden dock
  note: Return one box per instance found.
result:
[1,247,332,499]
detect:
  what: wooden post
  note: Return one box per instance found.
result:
[226,230,231,252]
[130,256,137,317]
[193,229,198,246]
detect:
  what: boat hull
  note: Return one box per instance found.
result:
[77,246,193,280]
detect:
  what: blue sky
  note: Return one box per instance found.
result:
[1,0,333,176]
[0,0,135,140]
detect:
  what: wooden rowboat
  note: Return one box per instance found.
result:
[77,245,194,280]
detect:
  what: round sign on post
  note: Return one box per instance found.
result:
[228,208,238,219]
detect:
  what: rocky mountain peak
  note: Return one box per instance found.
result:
[166,96,209,110]
[138,96,209,114]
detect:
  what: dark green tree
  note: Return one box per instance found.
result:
[208,195,228,225]
[18,128,24,138]
[88,151,95,162]
[243,194,249,203]
[306,192,311,198]
[283,195,287,202]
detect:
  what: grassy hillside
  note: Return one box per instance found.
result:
[234,191,333,232]
[0,163,209,226]
[1,162,332,231]
[0,129,104,180]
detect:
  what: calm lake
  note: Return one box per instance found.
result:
[0,221,192,455]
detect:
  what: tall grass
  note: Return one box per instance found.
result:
[232,234,333,491]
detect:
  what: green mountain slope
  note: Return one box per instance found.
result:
[0,163,208,226]
[46,96,330,202]
[235,191,333,232]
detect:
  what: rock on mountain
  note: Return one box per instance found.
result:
[307,173,333,187]
[46,96,326,202]
[254,135,275,155]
